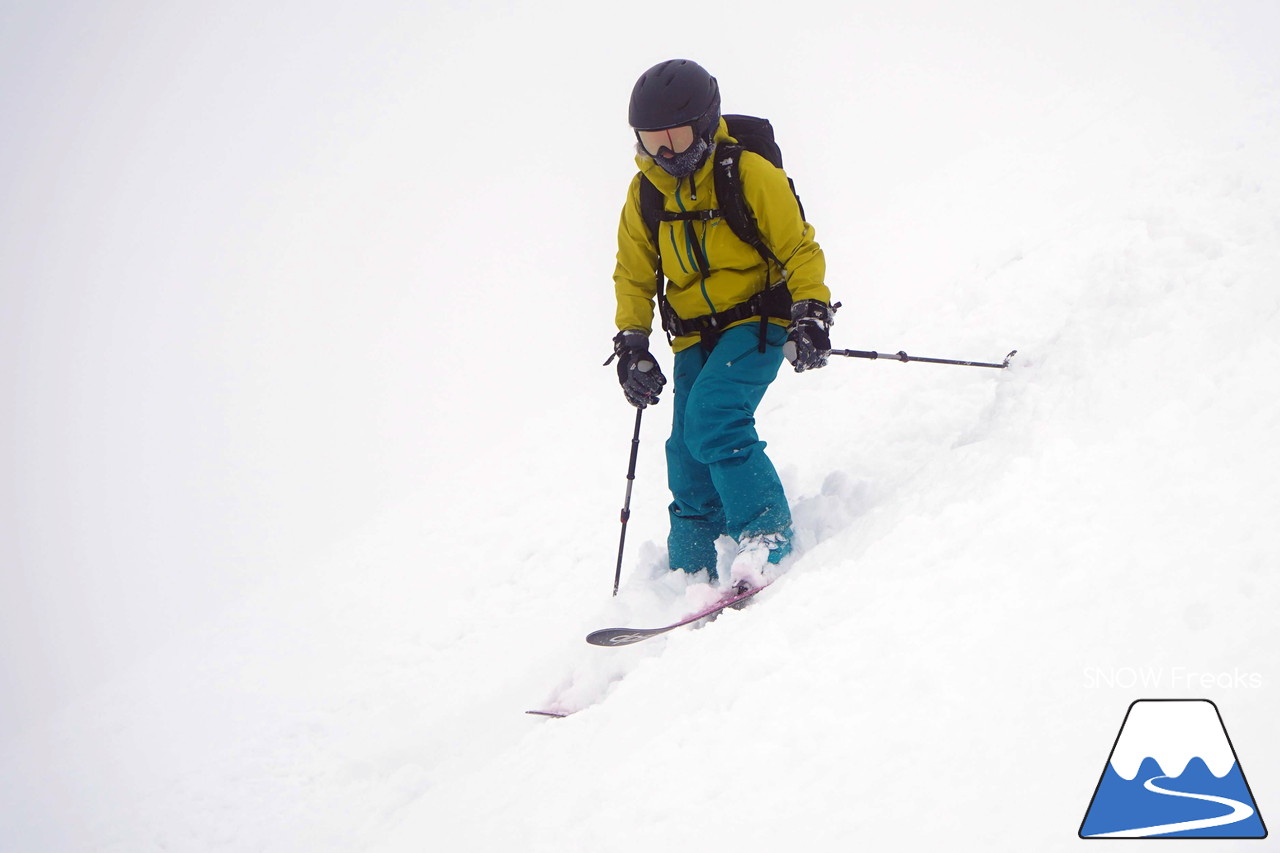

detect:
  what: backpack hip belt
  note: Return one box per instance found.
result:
[661,280,793,339]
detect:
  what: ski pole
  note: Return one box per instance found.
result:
[829,348,1017,369]
[613,407,644,596]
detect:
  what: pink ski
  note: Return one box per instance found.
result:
[585,581,772,647]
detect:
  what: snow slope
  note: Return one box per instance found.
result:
[3,2,1279,852]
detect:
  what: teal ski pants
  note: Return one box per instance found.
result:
[666,322,791,576]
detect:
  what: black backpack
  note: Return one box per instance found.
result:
[636,115,805,345]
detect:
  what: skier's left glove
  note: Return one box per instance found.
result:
[784,299,833,372]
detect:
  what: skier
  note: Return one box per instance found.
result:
[611,59,835,591]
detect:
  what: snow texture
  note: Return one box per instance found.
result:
[2,2,1279,852]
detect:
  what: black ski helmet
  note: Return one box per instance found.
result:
[628,59,721,141]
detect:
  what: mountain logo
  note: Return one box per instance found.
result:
[1080,699,1267,839]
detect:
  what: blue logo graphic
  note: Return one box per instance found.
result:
[1080,699,1267,838]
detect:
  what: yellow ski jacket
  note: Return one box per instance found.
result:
[613,118,828,353]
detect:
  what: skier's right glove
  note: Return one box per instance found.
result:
[611,330,667,408]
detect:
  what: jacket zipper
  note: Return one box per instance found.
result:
[675,175,716,315]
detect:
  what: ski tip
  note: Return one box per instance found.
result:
[526,709,571,718]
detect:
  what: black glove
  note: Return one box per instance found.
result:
[783,299,833,372]
[612,330,667,408]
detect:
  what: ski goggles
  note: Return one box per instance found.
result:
[636,125,696,157]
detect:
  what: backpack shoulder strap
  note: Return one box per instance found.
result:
[712,144,784,273]
[638,173,663,249]
[636,172,674,343]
